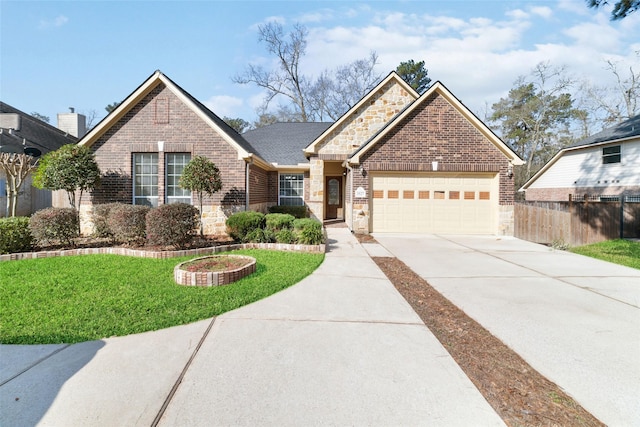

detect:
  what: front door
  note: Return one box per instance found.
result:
[325,176,343,219]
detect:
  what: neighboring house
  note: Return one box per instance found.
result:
[0,102,78,217]
[521,114,640,201]
[76,70,523,236]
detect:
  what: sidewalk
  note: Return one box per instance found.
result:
[0,228,504,426]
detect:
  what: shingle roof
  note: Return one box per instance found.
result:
[569,114,640,148]
[243,122,332,165]
[0,102,77,156]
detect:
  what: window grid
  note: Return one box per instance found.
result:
[166,153,191,204]
[133,153,159,207]
[602,145,621,164]
[279,173,304,206]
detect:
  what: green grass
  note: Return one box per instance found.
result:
[0,249,323,344]
[570,239,640,270]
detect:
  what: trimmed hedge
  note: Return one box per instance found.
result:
[0,217,33,254]
[30,208,79,246]
[268,205,308,218]
[265,213,295,233]
[108,204,149,245]
[146,203,199,249]
[227,211,324,245]
[226,211,266,242]
[92,202,122,240]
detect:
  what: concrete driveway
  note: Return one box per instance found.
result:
[373,233,640,427]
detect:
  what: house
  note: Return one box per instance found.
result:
[520,114,640,201]
[0,102,79,217]
[76,70,523,235]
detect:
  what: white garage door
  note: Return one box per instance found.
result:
[371,173,498,234]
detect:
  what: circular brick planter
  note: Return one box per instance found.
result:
[174,255,256,287]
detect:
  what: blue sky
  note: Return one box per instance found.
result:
[1,0,638,128]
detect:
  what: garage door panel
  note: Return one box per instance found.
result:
[372,173,497,234]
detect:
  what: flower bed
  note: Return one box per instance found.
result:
[174,254,256,287]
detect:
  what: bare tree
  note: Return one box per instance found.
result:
[234,22,381,122]
[0,153,38,217]
[233,22,312,121]
[578,56,639,131]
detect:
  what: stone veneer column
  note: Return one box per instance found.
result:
[307,157,324,220]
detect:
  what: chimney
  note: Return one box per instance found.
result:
[57,108,86,138]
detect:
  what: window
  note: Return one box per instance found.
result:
[133,153,158,207]
[602,145,621,164]
[279,173,304,206]
[166,153,191,204]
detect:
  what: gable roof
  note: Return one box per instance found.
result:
[304,72,419,155]
[0,102,77,157]
[78,70,267,166]
[243,122,331,166]
[520,113,640,191]
[348,81,525,165]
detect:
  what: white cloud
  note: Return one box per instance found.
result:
[39,15,69,29]
[530,6,553,19]
[204,95,244,118]
[506,9,529,21]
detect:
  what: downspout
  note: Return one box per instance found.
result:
[245,156,253,211]
[344,160,354,232]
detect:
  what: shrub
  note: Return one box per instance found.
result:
[108,204,149,245]
[293,218,318,231]
[146,203,199,249]
[91,202,122,240]
[244,228,275,243]
[265,213,295,233]
[268,205,308,218]
[0,217,33,254]
[294,218,324,245]
[226,211,265,242]
[29,208,79,246]
[275,228,296,244]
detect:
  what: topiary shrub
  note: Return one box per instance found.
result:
[275,228,296,244]
[265,213,295,233]
[29,207,79,247]
[91,202,122,240]
[226,211,265,242]
[146,203,199,249]
[293,218,324,245]
[108,204,149,245]
[0,217,33,254]
[244,227,275,243]
[268,205,308,218]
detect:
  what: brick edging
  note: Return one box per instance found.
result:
[0,241,326,262]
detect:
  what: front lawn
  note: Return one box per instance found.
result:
[0,249,323,344]
[570,239,640,270]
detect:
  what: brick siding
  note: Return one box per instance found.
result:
[360,92,515,206]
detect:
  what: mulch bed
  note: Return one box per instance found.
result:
[358,236,604,427]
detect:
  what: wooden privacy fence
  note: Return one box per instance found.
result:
[515,195,640,246]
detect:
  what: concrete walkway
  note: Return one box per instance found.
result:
[373,233,640,427]
[0,228,504,426]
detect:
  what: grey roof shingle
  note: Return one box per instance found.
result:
[569,114,640,148]
[0,102,77,156]
[243,122,332,165]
